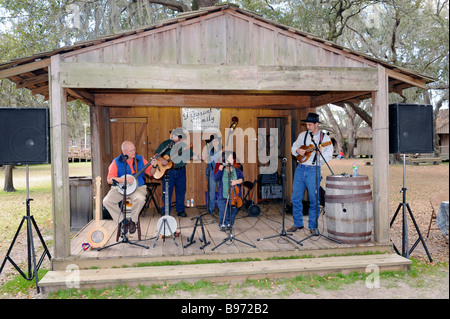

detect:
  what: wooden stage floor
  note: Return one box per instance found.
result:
[65,202,389,269]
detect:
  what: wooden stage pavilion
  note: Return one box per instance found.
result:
[0,4,430,290]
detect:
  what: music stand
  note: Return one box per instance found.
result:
[98,156,149,251]
[390,154,432,262]
[257,159,303,246]
[212,162,256,251]
[0,165,51,294]
[299,133,341,245]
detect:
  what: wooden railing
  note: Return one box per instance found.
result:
[68,148,91,162]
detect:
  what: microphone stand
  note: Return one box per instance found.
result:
[257,158,303,246]
[299,132,340,245]
[99,155,149,251]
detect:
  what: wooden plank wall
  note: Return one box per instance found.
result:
[62,10,374,70]
[102,106,304,206]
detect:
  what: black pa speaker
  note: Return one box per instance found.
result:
[389,103,434,154]
[0,108,50,165]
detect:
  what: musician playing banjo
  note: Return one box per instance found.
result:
[103,141,158,234]
[287,112,333,235]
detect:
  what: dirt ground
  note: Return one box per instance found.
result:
[0,159,448,299]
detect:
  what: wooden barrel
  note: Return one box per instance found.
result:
[325,175,373,244]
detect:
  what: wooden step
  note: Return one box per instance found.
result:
[39,253,411,293]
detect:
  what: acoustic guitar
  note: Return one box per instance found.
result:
[296,141,332,163]
[87,176,109,248]
[153,143,193,180]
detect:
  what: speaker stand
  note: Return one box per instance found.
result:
[0,165,51,294]
[390,154,432,262]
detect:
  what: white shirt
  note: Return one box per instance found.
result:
[291,130,333,166]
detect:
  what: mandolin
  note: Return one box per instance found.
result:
[153,143,193,180]
[296,141,332,163]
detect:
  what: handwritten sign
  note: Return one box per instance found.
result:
[181,108,221,132]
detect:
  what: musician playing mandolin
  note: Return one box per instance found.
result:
[288,112,333,235]
[103,141,158,233]
[214,151,244,231]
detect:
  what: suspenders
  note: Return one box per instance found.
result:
[303,131,324,165]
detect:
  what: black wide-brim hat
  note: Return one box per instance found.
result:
[301,112,321,123]
[170,127,187,139]
[206,133,222,143]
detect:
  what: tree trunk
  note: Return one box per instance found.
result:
[3,165,16,192]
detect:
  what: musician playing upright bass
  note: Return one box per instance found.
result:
[287,112,333,235]
[103,141,158,234]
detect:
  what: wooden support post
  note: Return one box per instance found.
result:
[50,55,71,259]
[371,65,390,243]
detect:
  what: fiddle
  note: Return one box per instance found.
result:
[216,162,243,208]
[230,185,243,208]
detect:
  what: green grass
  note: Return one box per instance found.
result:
[0,162,91,245]
[0,269,49,296]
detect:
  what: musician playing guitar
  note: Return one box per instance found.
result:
[287,112,333,235]
[103,141,158,233]
[155,128,199,218]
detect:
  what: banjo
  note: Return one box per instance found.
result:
[87,176,109,248]
[153,175,178,247]
[116,141,174,195]
[155,177,178,242]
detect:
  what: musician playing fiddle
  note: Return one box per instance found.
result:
[103,141,157,234]
[214,151,244,231]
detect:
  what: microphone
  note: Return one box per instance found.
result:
[309,131,314,140]
[282,157,287,168]
[123,154,129,160]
